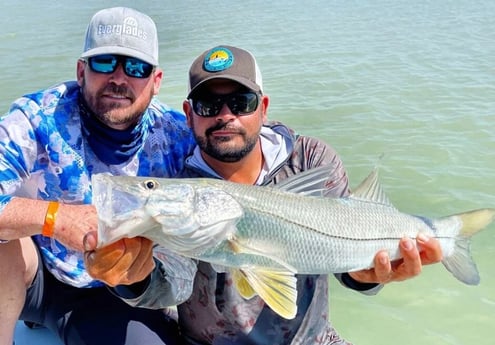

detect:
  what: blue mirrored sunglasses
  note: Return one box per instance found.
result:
[190,91,260,117]
[87,54,154,79]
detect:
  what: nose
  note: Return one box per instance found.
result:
[108,63,128,84]
[216,103,236,120]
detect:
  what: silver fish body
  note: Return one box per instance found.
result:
[158,180,455,273]
[92,167,495,319]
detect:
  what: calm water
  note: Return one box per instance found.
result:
[2,1,495,344]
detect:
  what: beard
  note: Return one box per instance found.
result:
[192,122,259,163]
[81,81,152,127]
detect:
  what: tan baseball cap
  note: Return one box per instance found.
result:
[187,45,263,98]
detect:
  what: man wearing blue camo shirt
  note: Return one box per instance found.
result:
[0,7,196,345]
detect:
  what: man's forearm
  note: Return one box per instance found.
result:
[0,197,49,240]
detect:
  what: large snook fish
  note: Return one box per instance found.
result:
[92,166,495,319]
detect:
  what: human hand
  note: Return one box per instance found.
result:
[348,233,443,284]
[83,231,156,286]
[52,204,98,251]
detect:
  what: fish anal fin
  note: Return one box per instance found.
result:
[231,267,298,320]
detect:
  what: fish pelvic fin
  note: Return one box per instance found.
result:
[232,267,298,320]
[442,208,495,285]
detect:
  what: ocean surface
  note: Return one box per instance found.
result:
[2,1,494,344]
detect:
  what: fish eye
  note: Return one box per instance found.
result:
[143,179,158,190]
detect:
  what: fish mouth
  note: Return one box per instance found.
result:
[92,174,148,225]
[92,174,160,247]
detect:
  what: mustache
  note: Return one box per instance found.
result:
[102,84,133,99]
[205,123,245,136]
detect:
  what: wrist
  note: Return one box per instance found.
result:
[342,272,380,291]
[112,274,152,299]
[42,201,59,237]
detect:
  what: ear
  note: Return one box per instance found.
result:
[152,68,163,95]
[261,95,269,122]
[76,60,86,86]
[183,100,193,127]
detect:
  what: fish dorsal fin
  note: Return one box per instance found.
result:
[351,169,393,206]
[274,165,332,197]
[232,267,298,320]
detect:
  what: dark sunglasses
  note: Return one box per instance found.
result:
[190,91,260,117]
[86,54,154,79]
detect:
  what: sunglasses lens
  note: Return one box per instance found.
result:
[192,99,221,117]
[227,92,259,115]
[191,92,259,117]
[89,55,118,73]
[124,58,154,78]
[87,55,153,78]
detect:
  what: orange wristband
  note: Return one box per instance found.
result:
[42,201,59,237]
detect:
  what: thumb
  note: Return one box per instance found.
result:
[83,231,98,252]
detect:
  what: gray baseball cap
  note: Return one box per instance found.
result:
[187,45,263,98]
[80,7,159,66]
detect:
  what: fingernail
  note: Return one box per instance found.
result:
[417,232,430,243]
[83,234,91,251]
[402,238,414,251]
[379,254,388,265]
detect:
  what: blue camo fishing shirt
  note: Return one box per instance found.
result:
[0,81,195,288]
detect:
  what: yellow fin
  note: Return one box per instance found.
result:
[456,208,495,237]
[232,267,298,320]
[232,269,257,299]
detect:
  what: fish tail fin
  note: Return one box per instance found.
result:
[442,208,495,285]
[231,268,298,320]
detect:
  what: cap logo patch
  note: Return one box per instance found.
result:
[203,47,234,72]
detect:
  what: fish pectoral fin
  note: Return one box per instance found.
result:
[228,237,297,273]
[232,267,298,320]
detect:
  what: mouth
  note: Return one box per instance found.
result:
[209,125,243,138]
[101,93,132,103]
[211,130,240,137]
[101,85,133,103]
